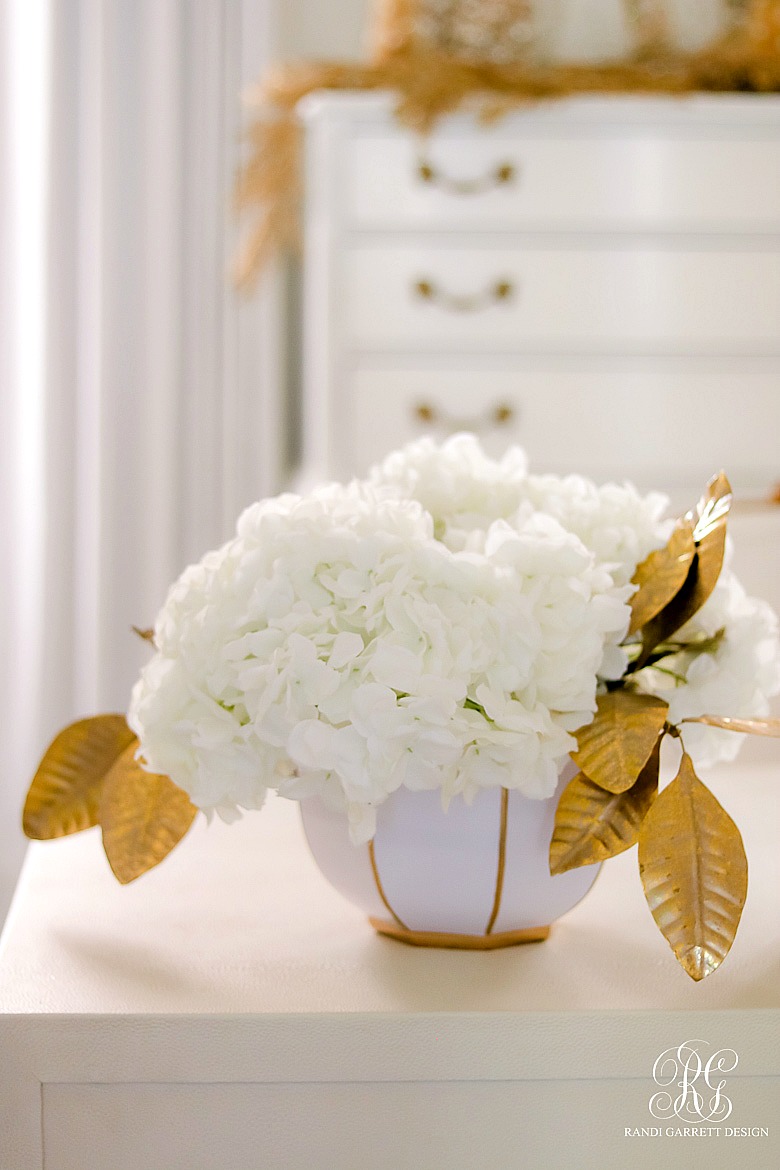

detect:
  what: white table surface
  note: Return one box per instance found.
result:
[1,752,777,1017]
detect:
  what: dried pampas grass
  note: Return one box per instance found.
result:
[234,7,780,287]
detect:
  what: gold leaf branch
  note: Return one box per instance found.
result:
[23,716,137,839]
[681,714,780,736]
[23,716,197,882]
[550,740,659,875]
[638,753,748,981]
[571,691,668,793]
[636,472,732,665]
[627,519,695,636]
[553,466,779,980]
[100,744,197,885]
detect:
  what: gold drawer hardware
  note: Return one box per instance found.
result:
[417,157,517,196]
[413,402,516,433]
[414,278,514,313]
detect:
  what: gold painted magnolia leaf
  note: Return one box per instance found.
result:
[100,744,197,883]
[571,691,668,794]
[628,520,695,636]
[681,715,780,737]
[638,753,748,982]
[640,473,732,658]
[685,469,732,613]
[23,716,137,840]
[692,471,733,543]
[550,741,659,875]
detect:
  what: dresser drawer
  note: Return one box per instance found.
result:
[345,364,780,505]
[38,1076,780,1170]
[343,246,780,352]
[348,133,780,232]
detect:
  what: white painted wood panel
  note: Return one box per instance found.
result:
[349,134,780,232]
[343,245,780,352]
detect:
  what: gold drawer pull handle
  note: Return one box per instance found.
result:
[413,402,516,433]
[414,278,514,313]
[417,157,517,195]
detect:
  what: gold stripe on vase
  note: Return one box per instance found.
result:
[367,787,551,948]
[484,787,509,935]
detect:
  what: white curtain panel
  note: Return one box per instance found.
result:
[0,0,280,923]
[0,0,51,923]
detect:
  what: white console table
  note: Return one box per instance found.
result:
[1,756,778,1170]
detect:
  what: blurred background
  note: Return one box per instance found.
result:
[0,0,369,925]
[1,0,778,925]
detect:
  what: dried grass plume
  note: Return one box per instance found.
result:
[234,2,780,287]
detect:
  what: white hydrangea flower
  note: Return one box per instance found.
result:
[370,433,529,550]
[370,434,670,679]
[370,433,667,564]
[129,477,626,842]
[521,473,671,680]
[522,473,670,590]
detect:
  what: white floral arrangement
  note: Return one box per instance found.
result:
[128,435,779,840]
[24,435,780,980]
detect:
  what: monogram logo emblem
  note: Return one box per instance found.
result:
[649,1040,738,1123]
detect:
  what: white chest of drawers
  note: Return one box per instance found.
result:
[300,92,780,507]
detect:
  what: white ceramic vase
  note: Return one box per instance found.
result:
[300,762,600,949]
